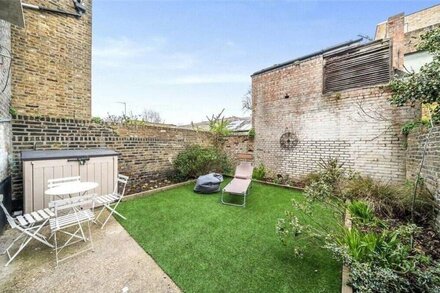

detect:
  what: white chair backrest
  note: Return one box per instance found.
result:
[0,194,17,228]
[49,194,95,213]
[234,162,254,179]
[113,174,129,197]
[48,176,81,189]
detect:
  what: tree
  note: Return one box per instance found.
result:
[206,109,231,147]
[389,27,440,122]
[242,87,252,113]
[141,109,164,124]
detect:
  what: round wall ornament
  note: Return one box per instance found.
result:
[280,132,299,149]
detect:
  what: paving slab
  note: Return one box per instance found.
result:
[0,211,181,293]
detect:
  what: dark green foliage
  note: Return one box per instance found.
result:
[389,27,440,122]
[117,181,341,292]
[173,145,231,180]
[252,163,266,180]
[401,120,428,135]
[329,223,440,293]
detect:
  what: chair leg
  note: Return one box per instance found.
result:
[101,203,126,229]
[95,206,106,223]
[88,221,94,252]
[54,231,59,267]
[4,235,32,267]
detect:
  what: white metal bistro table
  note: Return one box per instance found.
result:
[45,181,99,201]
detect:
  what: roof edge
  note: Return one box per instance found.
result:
[251,38,363,77]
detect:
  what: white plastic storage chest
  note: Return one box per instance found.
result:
[22,149,119,213]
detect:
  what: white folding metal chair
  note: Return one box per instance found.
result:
[47,176,81,189]
[94,174,129,229]
[47,176,81,201]
[0,194,54,266]
[49,195,95,266]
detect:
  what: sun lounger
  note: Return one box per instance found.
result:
[221,162,253,207]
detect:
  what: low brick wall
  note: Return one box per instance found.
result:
[11,115,212,208]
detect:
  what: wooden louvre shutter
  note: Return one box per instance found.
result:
[323,40,391,93]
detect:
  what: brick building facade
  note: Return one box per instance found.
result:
[251,6,439,182]
[11,0,92,119]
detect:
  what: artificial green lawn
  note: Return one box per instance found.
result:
[117,181,341,293]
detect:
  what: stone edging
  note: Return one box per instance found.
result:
[252,179,305,191]
[342,208,353,293]
[123,179,196,201]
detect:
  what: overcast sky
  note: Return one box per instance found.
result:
[92,0,438,125]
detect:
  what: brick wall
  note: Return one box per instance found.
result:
[11,115,213,207]
[223,134,254,164]
[11,0,92,119]
[406,126,440,196]
[406,126,440,228]
[0,20,11,182]
[252,55,417,182]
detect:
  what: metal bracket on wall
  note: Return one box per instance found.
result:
[22,0,86,18]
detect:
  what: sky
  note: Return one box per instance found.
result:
[92,0,439,125]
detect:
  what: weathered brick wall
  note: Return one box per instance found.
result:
[406,126,440,196]
[375,4,440,39]
[11,115,212,206]
[252,55,417,182]
[223,134,254,164]
[0,20,11,182]
[406,126,440,228]
[11,0,92,119]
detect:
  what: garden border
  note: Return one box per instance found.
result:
[123,179,196,201]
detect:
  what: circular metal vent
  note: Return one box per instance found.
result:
[280,132,299,149]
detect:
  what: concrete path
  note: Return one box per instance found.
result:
[0,211,181,293]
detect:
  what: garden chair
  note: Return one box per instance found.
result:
[94,174,129,229]
[47,176,81,189]
[49,194,95,266]
[221,162,254,207]
[0,194,54,266]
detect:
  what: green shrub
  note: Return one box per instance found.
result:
[173,145,231,180]
[252,163,266,180]
[248,128,255,139]
[328,224,440,293]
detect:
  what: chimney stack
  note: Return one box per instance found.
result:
[387,13,405,70]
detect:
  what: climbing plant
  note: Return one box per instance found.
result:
[389,27,440,123]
